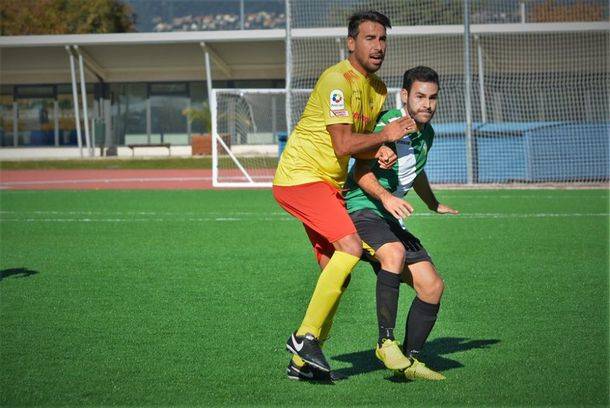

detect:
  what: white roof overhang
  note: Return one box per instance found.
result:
[0,30,286,84]
[1,22,606,85]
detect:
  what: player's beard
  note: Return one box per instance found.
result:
[407,103,434,127]
[356,52,384,74]
[366,53,384,73]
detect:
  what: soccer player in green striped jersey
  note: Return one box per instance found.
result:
[344,66,458,380]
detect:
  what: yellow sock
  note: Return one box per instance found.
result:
[292,293,344,369]
[296,251,359,338]
[291,354,306,367]
[292,280,349,369]
[319,269,350,344]
[319,295,340,344]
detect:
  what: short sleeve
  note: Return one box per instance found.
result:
[317,72,354,126]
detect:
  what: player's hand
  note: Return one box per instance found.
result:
[375,145,397,169]
[435,203,459,215]
[380,116,417,142]
[381,194,414,219]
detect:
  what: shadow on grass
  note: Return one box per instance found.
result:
[332,337,501,378]
[0,267,39,282]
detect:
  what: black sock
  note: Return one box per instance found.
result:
[404,297,440,357]
[376,269,402,345]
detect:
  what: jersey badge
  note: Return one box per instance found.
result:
[330,109,349,117]
[330,89,345,110]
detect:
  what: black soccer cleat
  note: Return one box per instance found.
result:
[286,359,347,382]
[286,332,331,372]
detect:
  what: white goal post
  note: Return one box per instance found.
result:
[210,88,286,188]
[210,87,404,188]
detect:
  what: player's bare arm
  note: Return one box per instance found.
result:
[326,116,415,156]
[413,170,458,214]
[353,159,414,219]
[350,145,397,169]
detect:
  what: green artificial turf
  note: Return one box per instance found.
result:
[0,189,608,406]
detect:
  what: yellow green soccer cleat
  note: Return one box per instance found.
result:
[401,357,446,381]
[375,339,412,370]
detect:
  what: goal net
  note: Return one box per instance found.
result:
[211,1,608,187]
[210,89,286,187]
[287,0,609,184]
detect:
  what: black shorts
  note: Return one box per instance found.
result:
[349,209,432,265]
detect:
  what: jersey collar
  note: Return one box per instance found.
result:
[345,58,369,80]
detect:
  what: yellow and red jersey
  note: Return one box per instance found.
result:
[273,59,387,189]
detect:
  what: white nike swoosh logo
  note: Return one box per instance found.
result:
[293,366,314,379]
[292,334,304,352]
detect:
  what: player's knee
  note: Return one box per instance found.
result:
[378,243,406,272]
[349,244,363,259]
[421,275,444,302]
[432,276,445,299]
[334,234,362,258]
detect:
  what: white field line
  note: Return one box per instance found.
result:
[0,212,608,223]
[429,183,609,190]
[0,210,288,216]
[0,175,273,186]
[0,218,295,222]
[1,177,605,189]
[431,194,608,199]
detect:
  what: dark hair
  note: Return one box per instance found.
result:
[402,66,440,92]
[348,10,391,38]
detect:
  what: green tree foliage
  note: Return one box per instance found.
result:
[531,0,604,22]
[0,0,136,35]
[182,102,212,134]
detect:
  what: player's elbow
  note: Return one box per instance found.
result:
[334,146,350,157]
[333,143,351,157]
[328,127,352,156]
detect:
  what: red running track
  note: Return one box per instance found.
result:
[0,169,221,190]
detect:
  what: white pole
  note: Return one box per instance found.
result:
[520,2,526,24]
[240,0,245,30]
[476,35,487,123]
[54,100,59,146]
[464,0,474,184]
[336,37,345,61]
[104,99,112,154]
[285,0,292,135]
[12,101,18,147]
[75,46,92,157]
[146,98,151,144]
[186,98,192,141]
[201,42,216,183]
[395,91,402,109]
[210,89,219,187]
[66,45,83,157]
[91,116,95,154]
[201,43,213,103]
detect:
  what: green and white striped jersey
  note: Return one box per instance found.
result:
[344,107,435,220]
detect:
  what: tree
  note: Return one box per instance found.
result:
[531,0,604,22]
[0,0,136,35]
[182,102,212,134]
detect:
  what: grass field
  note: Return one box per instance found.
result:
[1,188,608,406]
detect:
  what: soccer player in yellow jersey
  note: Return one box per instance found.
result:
[273,11,417,381]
